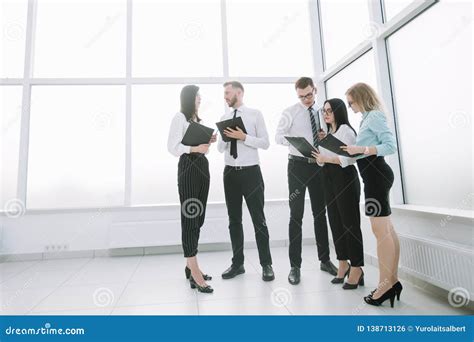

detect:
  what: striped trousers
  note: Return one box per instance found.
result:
[178,153,210,257]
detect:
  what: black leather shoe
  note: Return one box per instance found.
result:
[262,265,275,281]
[342,269,364,289]
[221,265,245,279]
[320,260,338,276]
[189,276,214,294]
[185,266,212,281]
[331,265,350,284]
[288,267,300,285]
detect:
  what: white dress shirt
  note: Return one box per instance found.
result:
[275,101,328,157]
[167,112,213,157]
[217,104,270,167]
[318,124,357,168]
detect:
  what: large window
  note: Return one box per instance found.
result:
[325,50,377,131]
[2,0,471,213]
[319,0,371,69]
[34,0,126,77]
[226,0,314,76]
[0,0,28,77]
[383,0,417,22]
[0,86,22,208]
[27,86,126,209]
[132,0,223,77]
[388,1,473,210]
[2,0,315,209]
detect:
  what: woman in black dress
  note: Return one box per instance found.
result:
[342,83,401,307]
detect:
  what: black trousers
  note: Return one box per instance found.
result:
[178,153,210,258]
[288,159,330,267]
[323,164,364,267]
[223,165,272,267]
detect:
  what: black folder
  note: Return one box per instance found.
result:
[181,122,215,146]
[318,134,363,157]
[216,117,247,142]
[284,136,318,158]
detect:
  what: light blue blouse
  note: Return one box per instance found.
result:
[356,110,397,157]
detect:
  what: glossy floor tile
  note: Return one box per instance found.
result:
[0,246,471,315]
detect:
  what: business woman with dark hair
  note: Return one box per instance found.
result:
[167,85,216,293]
[312,99,364,290]
[342,82,401,308]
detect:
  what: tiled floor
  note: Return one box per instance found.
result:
[0,246,471,315]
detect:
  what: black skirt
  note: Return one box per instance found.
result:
[356,156,394,217]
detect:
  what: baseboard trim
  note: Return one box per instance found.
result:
[0,238,295,262]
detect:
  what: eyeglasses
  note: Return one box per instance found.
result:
[298,90,315,101]
[323,108,333,115]
[347,101,353,108]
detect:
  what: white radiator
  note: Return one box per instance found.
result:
[399,233,474,297]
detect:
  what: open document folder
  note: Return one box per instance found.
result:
[318,134,363,157]
[284,136,318,158]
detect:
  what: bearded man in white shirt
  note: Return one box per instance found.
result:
[218,81,274,282]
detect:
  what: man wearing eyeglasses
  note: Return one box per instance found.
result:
[275,77,337,285]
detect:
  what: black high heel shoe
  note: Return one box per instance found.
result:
[369,281,403,301]
[364,287,396,307]
[331,264,351,284]
[185,266,212,281]
[342,268,364,289]
[189,276,214,294]
[393,281,403,301]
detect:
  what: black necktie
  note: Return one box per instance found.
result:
[230,109,238,159]
[308,107,321,147]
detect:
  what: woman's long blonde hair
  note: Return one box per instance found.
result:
[345,82,383,113]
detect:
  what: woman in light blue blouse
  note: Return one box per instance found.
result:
[341,83,401,308]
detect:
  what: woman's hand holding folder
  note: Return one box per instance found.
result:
[191,144,210,154]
